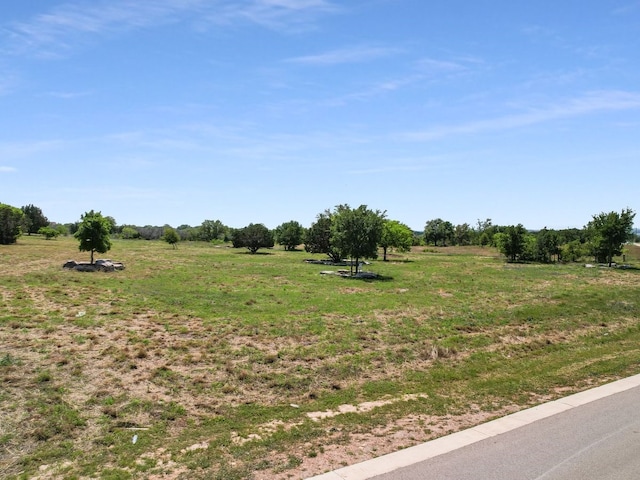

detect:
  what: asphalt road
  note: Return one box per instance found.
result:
[371,385,640,480]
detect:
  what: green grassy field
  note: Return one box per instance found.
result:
[1,236,639,479]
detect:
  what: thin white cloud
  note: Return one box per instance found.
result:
[414,58,468,74]
[286,44,401,65]
[4,0,202,57]
[322,56,479,105]
[322,73,423,106]
[211,0,339,31]
[3,0,339,57]
[400,90,640,141]
[0,166,17,173]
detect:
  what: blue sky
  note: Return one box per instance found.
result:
[1,1,638,231]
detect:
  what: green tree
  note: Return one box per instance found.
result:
[536,228,560,263]
[136,225,164,240]
[163,227,180,249]
[74,210,113,264]
[474,218,495,246]
[104,216,118,234]
[21,204,49,235]
[54,224,69,236]
[120,226,140,239]
[423,218,440,246]
[176,224,197,241]
[0,203,24,245]
[424,218,454,246]
[38,226,60,240]
[380,220,413,261]
[556,228,585,244]
[65,222,79,235]
[453,223,472,246]
[586,208,636,266]
[520,233,538,262]
[478,231,491,247]
[331,204,385,275]
[275,220,304,251]
[561,239,587,262]
[441,221,454,246]
[304,211,343,263]
[199,219,228,242]
[494,224,527,262]
[232,223,274,254]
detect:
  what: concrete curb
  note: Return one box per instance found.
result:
[306,374,640,480]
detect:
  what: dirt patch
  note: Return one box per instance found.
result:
[339,286,369,294]
[253,404,522,480]
[306,394,429,421]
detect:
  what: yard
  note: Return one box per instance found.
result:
[1,237,639,479]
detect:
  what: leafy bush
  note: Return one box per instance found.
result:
[38,226,60,240]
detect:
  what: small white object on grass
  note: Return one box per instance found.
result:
[132,434,138,444]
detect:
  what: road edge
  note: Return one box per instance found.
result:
[306,374,640,480]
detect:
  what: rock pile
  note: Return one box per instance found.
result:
[63,259,125,272]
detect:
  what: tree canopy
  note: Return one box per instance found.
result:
[275,220,304,251]
[104,216,118,234]
[74,210,113,264]
[304,211,343,263]
[21,204,48,235]
[232,223,274,253]
[163,227,180,249]
[424,218,454,246]
[330,204,385,275]
[0,203,24,245]
[494,224,527,262]
[120,226,140,239]
[536,227,561,263]
[454,223,472,246]
[380,219,413,261]
[587,208,636,266]
[200,219,228,242]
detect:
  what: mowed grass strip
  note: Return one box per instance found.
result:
[1,237,639,479]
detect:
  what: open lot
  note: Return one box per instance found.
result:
[1,237,639,479]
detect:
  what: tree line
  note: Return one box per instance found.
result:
[0,201,637,269]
